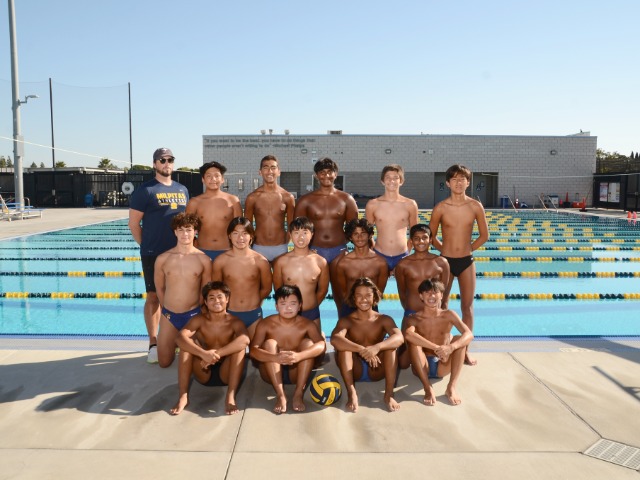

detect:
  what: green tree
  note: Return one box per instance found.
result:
[98,158,117,169]
[39,162,45,168]
[55,161,66,168]
[596,149,629,173]
[6,158,13,168]
[0,157,6,168]
[177,167,198,172]
[30,162,37,168]
[131,164,152,170]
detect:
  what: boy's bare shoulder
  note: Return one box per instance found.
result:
[226,192,241,204]
[274,251,294,264]
[278,186,295,198]
[296,191,314,204]
[366,196,381,207]
[333,189,355,201]
[260,313,280,325]
[313,252,328,268]
[156,249,172,260]
[187,195,203,207]
[395,194,418,206]
[244,188,261,201]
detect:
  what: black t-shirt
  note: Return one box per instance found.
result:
[129,178,189,255]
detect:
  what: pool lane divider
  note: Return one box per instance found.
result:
[1,271,639,278]
[3,256,640,262]
[2,292,640,300]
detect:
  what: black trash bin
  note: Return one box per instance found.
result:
[500,195,509,208]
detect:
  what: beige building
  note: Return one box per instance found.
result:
[202,132,597,208]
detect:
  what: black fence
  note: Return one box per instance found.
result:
[596,158,640,175]
[0,170,203,208]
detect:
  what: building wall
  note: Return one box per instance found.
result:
[202,134,597,208]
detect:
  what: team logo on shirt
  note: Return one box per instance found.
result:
[155,192,187,207]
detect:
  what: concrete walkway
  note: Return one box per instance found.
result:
[0,208,638,479]
[0,207,129,240]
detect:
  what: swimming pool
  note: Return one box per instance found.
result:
[1,211,639,338]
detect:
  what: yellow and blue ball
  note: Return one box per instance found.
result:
[309,374,342,406]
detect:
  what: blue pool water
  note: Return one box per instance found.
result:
[1,212,640,338]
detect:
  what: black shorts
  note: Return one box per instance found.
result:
[141,255,159,293]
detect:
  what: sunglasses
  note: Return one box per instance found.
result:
[157,157,175,164]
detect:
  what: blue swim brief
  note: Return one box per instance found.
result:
[227,307,263,328]
[311,244,347,264]
[200,249,228,262]
[358,358,373,382]
[404,309,417,318]
[252,243,289,262]
[161,305,201,330]
[281,364,292,385]
[280,365,315,386]
[300,305,321,321]
[374,249,409,271]
[427,355,440,379]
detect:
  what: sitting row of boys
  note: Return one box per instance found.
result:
[170,277,472,416]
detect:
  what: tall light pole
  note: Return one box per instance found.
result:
[128,82,133,169]
[8,0,37,210]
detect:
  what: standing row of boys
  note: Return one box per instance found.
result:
[128,148,489,415]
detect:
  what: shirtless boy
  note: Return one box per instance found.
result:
[154,213,212,367]
[294,158,358,264]
[212,217,273,338]
[170,281,250,416]
[186,161,242,261]
[331,219,389,317]
[365,164,419,272]
[331,277,403,412]
[272,217,329,330]
[395,224,450,317]
[244,155,295,263]
[403,279,473,406]
[250,284,326,414]
[429,164,489,365]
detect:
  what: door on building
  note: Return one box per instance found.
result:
[278,172,299,200]
[472,172,498,207]
[625,174,639,211]
[433,173,452,206]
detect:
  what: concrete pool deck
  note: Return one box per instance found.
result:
[1,207,639,479]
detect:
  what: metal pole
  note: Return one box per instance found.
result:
[128,82,133,169]
[8,0,24,211]
[49,78,55,168]
[50,77,56,205]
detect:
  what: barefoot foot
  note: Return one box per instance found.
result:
[273,395,287,414]
[292,391,306,412]
[225,393,239,415]
[385,395,400,412]
[170,394,189,416]
[423,385,437,406]
[346,388,359,412]
[446,386,462,405]
[464,351,477,366]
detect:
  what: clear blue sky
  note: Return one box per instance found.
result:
[1,0,638,170]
